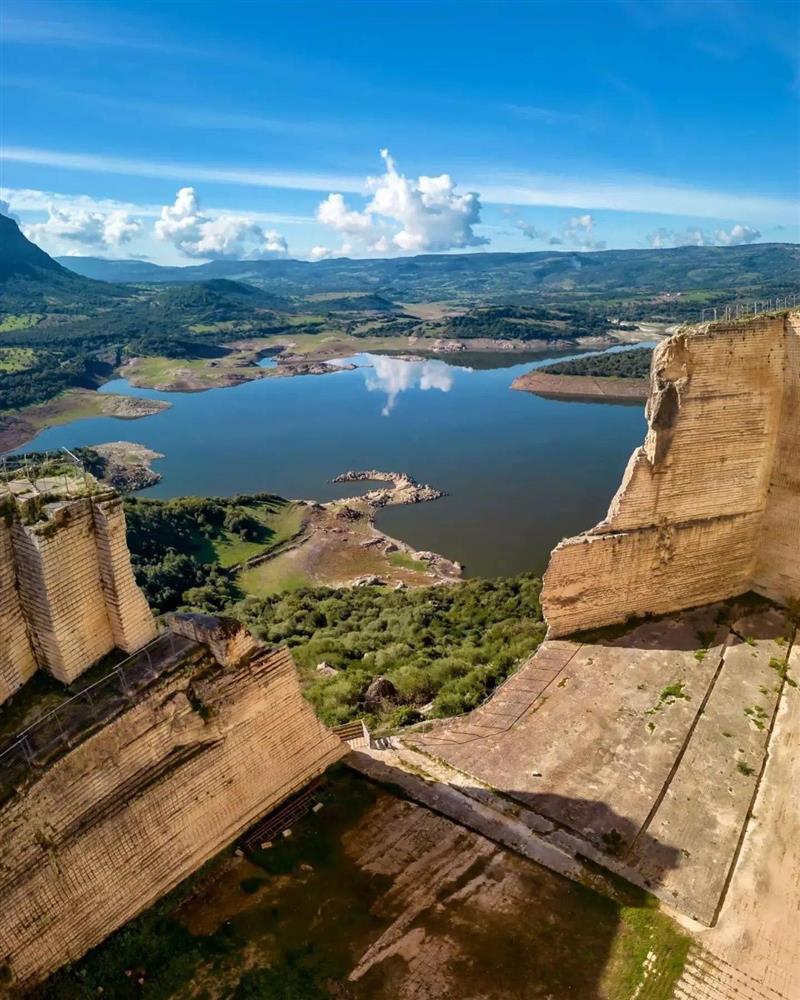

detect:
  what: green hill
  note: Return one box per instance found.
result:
[0,213,122,313]
[57,242,800,312]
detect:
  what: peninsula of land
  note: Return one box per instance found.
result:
[512,345,653,402]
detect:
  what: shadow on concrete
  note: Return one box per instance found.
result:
[353,757,684,999]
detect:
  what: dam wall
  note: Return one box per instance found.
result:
[542,312,800,636]
[0,518,37,705]
[0,626,345,989]
[0,484,157,702]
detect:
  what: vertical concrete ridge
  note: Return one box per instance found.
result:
[10,499,116,682]
[91,496,158,653]
[0,486,157,703]
[543,313,799,637]
[0,517,36,703]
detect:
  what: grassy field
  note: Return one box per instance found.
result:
[0,313,42,332]
[187,320,256,335]
[388,550,428,573]
[237,551,313,596]
[212,502,305,569]
[0,388,111,450]
[0,347,38,372]
[273,331,416,357]
[125,355,212,385]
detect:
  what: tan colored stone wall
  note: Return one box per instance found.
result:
[543,313,800,637]
[753,313,800,602]
[0,644,345,989]
[11,500,116,683]
[92,497,158,652]
[0,488,157,703]
[0,519,36,704]
[170,612,259,667]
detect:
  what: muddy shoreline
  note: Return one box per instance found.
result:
[511,371,649,403]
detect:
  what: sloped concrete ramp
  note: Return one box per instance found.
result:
[406,600,795,932]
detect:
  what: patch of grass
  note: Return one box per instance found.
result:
[387,550,428,573]
[0,313,42,332]
[212,504,305,569]
[0,346,38,372]
[646,681,690,715]
[603,903,691,1000]
[127,355,209,385]
[696,629,716,649]
[238,556,313,598]
[743,705,768,731]
[769,655,796,686]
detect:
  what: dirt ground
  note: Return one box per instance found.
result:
[164,775,685,1000]
[237,482,461,596]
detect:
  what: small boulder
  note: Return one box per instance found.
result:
[364,675,400,711]
[316,661,340,677]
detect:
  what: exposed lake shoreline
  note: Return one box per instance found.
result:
[2,348,648,577]
[511,371,649,402]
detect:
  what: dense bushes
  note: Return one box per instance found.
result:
[237,574,546,728]
[541,346,653,378]
[0,351,112,411]
[123,495,271,613]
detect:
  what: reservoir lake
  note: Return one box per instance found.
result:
[16,349,648,577]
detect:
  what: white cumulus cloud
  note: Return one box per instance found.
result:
[715,223,762,246]
[22,203,141,251]
[0,198,20,222]
[155,187,288,259]
[316,192,373,234]
[315,149,489,257]
[364,355,454,415]
[515,213,606,250]
[646,223,762,248]
[563,213,606,249]
[309,245,334,261]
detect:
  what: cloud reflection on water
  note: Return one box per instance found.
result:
[363,354,457,415]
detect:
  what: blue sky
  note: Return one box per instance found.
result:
[1,0,798,263]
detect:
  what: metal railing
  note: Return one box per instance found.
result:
[701,294,798,323]
[0,447,94,498]
[0,630,190,779]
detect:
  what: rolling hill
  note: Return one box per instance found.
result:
[56,242,800,306]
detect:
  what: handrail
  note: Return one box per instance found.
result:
[0,629,181,769]
[700,295,797,323]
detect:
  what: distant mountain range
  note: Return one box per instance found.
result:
[0,209,796,312]
[55,242,800,303]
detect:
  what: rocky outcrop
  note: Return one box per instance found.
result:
[332,470,445,507]
[542,312,800,637]
[83,441,164,493]
[0,618,345,990]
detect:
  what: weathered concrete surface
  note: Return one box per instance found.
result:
[0,519,36,704]
[402,602,795,928]
[0,635,345,990]
[0,479,157,701]
[543,313,800,637]
[692,641,800,999]
[626,609,788,924]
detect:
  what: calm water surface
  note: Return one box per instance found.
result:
[16,350,647,576]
